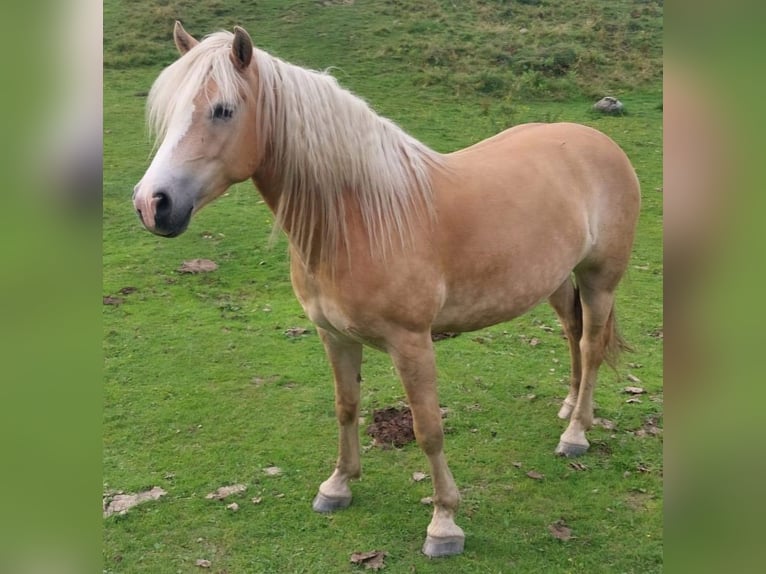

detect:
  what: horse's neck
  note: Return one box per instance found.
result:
[252,164,281,214]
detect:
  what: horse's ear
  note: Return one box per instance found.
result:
[174,21,198,55]
[231,26,253,71]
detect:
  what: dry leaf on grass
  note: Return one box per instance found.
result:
[420,496,433,505]
[431,331,460,342]
[412,471,428,482]
[626,374,642,383]
[526,470,544,480]
[103,295,124,306]
[548,519,573,541]
[350,550,388,570]
[569,461,588,471]
[624,386,646,395]
[103,486,167,518]
[284,327,310,337]
[205,484,246,500]
[226,502,239,511]
[195,558,211,568]
[178,259,218,273]
[594,417,616,430]
[634,415,663,437]
[263,466,283,476]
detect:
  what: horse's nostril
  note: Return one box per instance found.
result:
[153,190,171,215]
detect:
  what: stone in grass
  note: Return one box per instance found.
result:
[593,96,624,115]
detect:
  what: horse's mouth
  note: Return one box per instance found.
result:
[150,205,193,238]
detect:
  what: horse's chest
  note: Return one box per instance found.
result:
[291,274,367,341]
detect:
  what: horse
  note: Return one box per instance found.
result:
[133,23,640,557]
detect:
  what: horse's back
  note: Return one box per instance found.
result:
[429,122,640,332]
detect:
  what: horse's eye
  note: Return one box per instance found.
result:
[211,104,234,120]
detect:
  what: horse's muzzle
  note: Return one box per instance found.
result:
[133,187,193,237]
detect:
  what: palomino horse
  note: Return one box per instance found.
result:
[133,23,640,557]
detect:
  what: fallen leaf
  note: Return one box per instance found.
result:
[103,295,123,306]
[350,550,388,570]
[263,466,283,477]
[226,502,239,511]
[512,461,523,468]
[634,415,663,437]
[412,471,428,482]
[624,386,646,395]
[178,259,218,273]
[594,417,616,430]
[252,497,263,505]
[626,398,642,404]
[569,461,588,471]
[195,559,211,568]
[526,470,544,480]
[118,286,137,295]
[284,327,310,337]
[205,484,247,500]
[251,375,280,387]
[626,374,642,383]
[548,519,573,541]
[103,486,167,518]
[431,331,460,342]
[420,496,433,505]
[529,337,540,346]
[628,362,643,369]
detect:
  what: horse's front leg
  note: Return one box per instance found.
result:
[312,328,364,512]
[389,332,464,557]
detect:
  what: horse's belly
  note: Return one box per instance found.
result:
[432,278,559,333]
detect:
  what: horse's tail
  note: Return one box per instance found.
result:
[572,285,631,370]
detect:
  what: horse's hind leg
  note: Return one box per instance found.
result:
[388,331,464,557]
[555,274,621,457]
[313,328,363,512]
[548,278,583,420]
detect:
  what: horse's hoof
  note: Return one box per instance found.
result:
[312,491,351,513]
[422,535,465,558]
[555,440,589,457]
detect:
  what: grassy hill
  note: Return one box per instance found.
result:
[104,0,662,101]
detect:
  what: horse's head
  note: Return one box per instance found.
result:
[133,23,262,237]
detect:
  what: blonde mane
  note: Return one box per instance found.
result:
[148,31,443,268]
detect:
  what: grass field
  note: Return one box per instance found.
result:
[104,1,662,572]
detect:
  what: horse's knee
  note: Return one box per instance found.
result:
[335,400,358,425]
[413,418,444,455]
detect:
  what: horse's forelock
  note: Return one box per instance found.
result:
[147,31,251,146]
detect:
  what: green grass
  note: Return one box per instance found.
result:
[104,1,662,572]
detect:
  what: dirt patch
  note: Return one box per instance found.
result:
[625,490,653,511]
[366,407,415,448]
